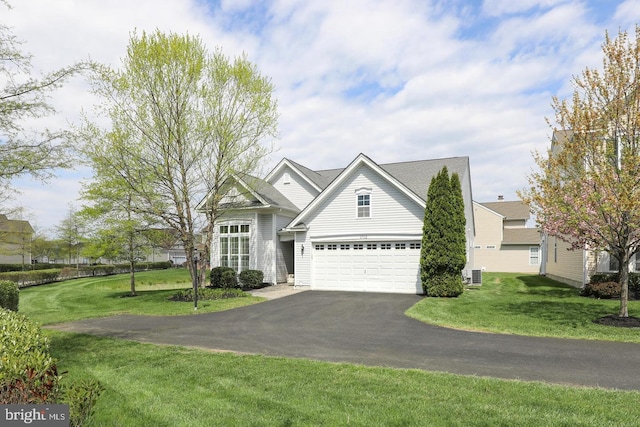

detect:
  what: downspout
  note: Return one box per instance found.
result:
[272,212,277,284]
[583,247,588,287]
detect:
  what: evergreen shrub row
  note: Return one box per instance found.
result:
[0,280,18,311]
[169,287,248,302]
[0,262,172,288]
[210,267,266,290]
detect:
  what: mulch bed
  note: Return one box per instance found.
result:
[593,315,640,328]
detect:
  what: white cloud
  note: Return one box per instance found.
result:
[2,0,635,231]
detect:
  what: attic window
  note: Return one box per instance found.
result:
[356,188,372,218]
[283,172,291,184]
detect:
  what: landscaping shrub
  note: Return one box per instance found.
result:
[0,308,103,424]
[210,266,238,288]
[590,273,617,284]
[424,273,464,297]
[222,269,238,288]
[0,280,18,311]
[0,269,61,287]
[581,281,620,299]
[0,308,61,403]
[588,273,640,299]
[169,287,248,302]
[239,269,265,290]
[62,379,104,427]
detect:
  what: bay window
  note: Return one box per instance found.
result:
[220,223,250,272]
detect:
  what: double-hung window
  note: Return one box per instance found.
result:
[529,247,540,265]
[220,224,250,272]
[356,189,371,218]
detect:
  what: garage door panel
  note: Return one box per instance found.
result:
[312,241,421,293]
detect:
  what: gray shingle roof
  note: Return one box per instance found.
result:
[220,175,300,212]
[502,228,541,245]
[481,201,530,220]
[294,155,470,201]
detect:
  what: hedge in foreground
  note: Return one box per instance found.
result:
[0,280,18,311]
[169,287,248,302]
[0,308,102,425]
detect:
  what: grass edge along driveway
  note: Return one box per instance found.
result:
[51,331,640,427]
[407,272,640,343]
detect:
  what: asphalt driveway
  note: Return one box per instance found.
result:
[51,291,640,391]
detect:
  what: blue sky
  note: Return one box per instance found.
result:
[4,0,640,234]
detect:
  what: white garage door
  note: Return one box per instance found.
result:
[312,242,422,293]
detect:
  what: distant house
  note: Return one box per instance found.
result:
[472,200,541,273]
[140,229,189,266]
[0,214,34,264]
[201,153,476,294]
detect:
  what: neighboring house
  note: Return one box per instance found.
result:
[202,153,475,294]
[539,130,635,288]
[539,234,636,288]
[0,214,34,264]
[473,200,541,273]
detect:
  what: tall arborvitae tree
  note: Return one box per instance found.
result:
[420,167,465,297]
[449,172,467,274]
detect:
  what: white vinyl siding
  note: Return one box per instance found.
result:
[271,166,319,210]
[305,165,425,237]
[303,165,424,293]
[258,214,274,282]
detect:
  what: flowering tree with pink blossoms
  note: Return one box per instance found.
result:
[521,27,640,318]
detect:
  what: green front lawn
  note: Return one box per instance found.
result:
[407,273,640,342]
[19,268,263,325]
[13,271,640,425]
[51,332,640,427]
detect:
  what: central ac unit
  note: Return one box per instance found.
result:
[470,269,482,285]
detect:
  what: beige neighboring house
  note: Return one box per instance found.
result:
[0,214,34,264]
[473,200,541,273]
[539,235,640,288]
[539,130,639,288]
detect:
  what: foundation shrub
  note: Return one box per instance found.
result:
[581,281,620,299]
[239,270,264,290]
[0,280,18,311]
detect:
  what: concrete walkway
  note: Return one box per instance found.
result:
[247,283,307,299]
[50,291,640,391]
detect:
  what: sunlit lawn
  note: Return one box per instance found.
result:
[50,332,640,427]
[14,270,640,425]
[407,272,640,342]
[19,268,263,325]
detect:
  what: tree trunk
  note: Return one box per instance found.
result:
[129,259,136,297]
[618,252,629,318]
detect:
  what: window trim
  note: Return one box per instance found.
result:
[529,246,540,266]
[355,188,372,219]
[219,221,251,272]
